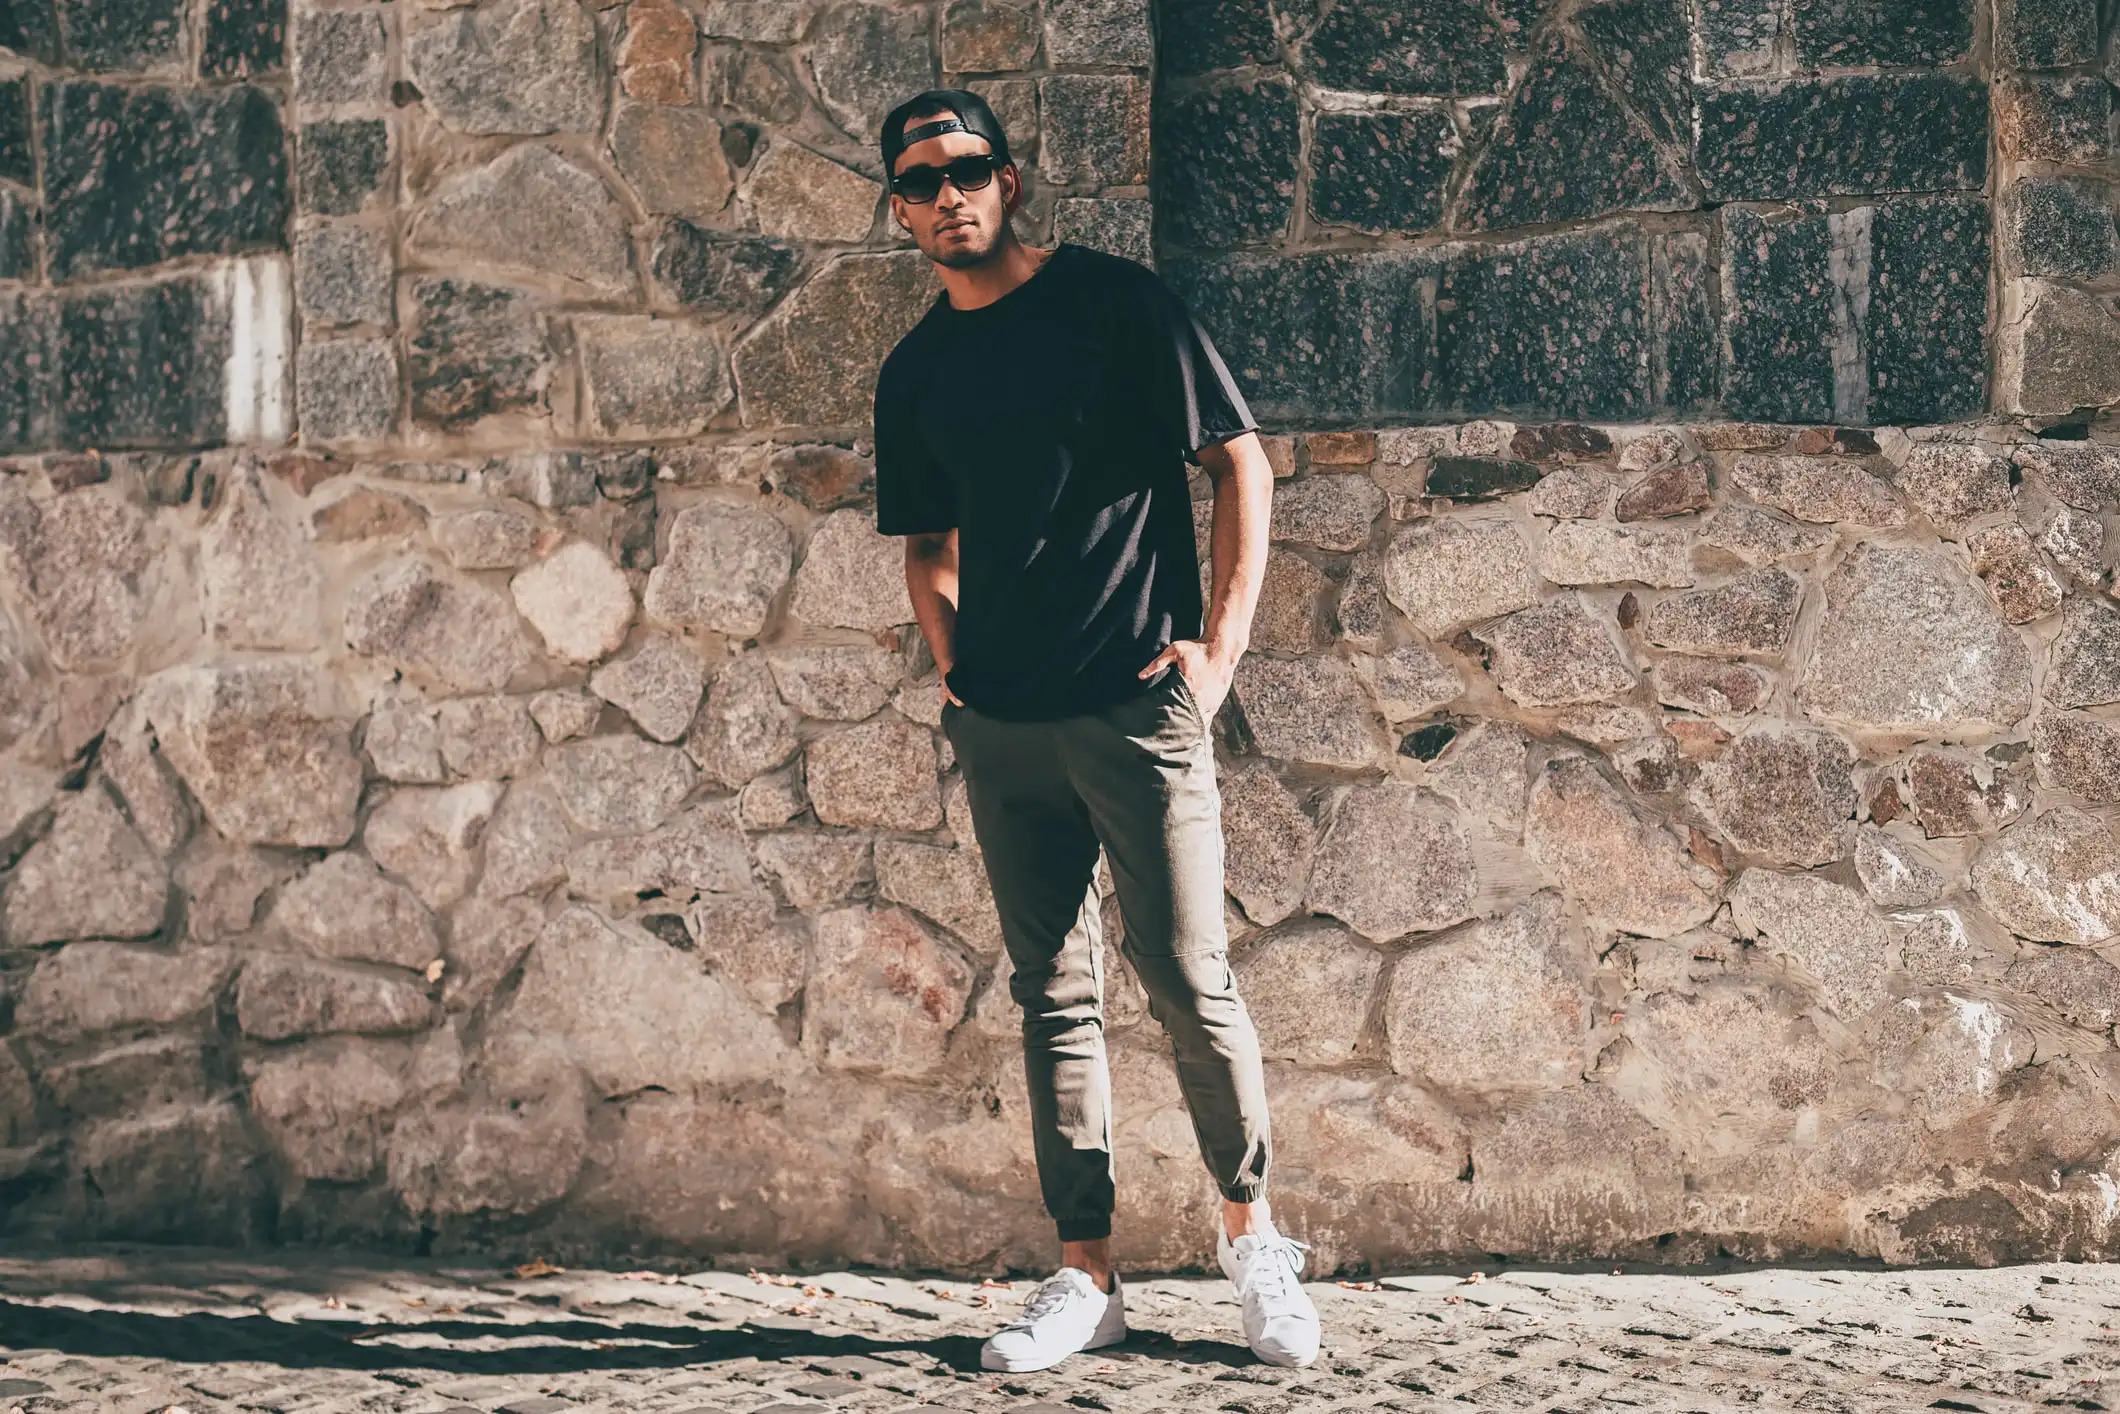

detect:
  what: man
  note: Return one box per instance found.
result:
[870,89,1323,1373]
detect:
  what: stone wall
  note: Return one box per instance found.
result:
[0,0,2119,1276]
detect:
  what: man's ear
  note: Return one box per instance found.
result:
[1000,162,1023,217]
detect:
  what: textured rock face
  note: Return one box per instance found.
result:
[1799,545,2034,734]
[1971,809,2120,945]
[3,0,2110,1274]
[1307,781,1477,940]
[1526,757,1718,937]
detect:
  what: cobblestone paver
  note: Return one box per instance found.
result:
[4,1244,2119,1412]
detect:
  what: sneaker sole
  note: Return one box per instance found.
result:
[978,1324,1128,1373]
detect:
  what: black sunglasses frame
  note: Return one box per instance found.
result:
[890,153,1004,204]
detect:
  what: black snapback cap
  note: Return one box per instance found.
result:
[880,88,1013,178]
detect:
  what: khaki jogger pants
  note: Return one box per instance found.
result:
[941,664,1273,1243]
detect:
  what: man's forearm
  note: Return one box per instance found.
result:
[903,534,961,677]
[1201,435,1272,666]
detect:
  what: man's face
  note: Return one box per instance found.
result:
[889,121,1018,269]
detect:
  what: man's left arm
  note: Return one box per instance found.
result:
[1137,430,1272,720]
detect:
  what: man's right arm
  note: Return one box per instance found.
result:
[903,529,964,708]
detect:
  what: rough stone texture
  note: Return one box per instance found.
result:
[1893,442,2014,533]
[1799,545,2034,733]
[5,0,2116,1272]
[2034,713,2120,802]
[1970,807,2120,945]
[1237,921,1379,1065]
[1476,596,1638,707]
[143,663,362,849]
[507,906,787,1096]
[1307,781,1477,941]
[1645,567,1803,656]
[1965,523,2064,624]
[404,0,603,136]
[645,500,793,639]
[1526,756,1719,937]
[1540,521,1693,588]
[410,145,636,302]
[1692,725,1857,867]
[791,509,915,632]
[41,82,288,281]
[1380,516,1541,638]
[1729,870,1901,1017]
[1384,893,1588,1090]
[2046,595,2120,708]
[590,635,706,743]
[1230,654,1391,770]
[1731,455,1906,526]
[805,906,973,1078]
[1696,73,1988,203]
[805,720,941,831]
[735,253,940,429]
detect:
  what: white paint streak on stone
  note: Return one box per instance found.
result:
[1827,205,1873,426]
[1945,993,2008,1095]
[223,256,294,447]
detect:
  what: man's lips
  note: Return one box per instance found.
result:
[937,221,973,234]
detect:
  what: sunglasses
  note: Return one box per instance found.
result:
[890,153,1003,204]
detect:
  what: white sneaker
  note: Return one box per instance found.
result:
[1217,1222,1321,1368]
[979,1266,1127,1372]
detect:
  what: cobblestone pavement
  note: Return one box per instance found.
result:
[3,1244,2119,1413]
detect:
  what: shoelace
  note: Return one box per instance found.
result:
[1012,1272,1091,1326]
[1240,1234,1310,1303]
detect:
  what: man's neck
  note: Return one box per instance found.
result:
[937,235,1055,312]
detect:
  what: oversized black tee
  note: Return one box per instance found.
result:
[873,243,1258,721]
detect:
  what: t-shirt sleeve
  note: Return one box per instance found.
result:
[1140,275,1259,465]
[873,362,957,536]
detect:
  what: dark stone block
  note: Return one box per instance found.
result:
[1157,0,1276,77]
[1572,0,1692,149]
[0,291,54,449]
[0,0,61,64]
[1154,78,1298,248]
[1491,0,1552,38]
[1435,227,1655,420]
[1997,0,2099,68]
[1453,33,1690,233]
[2005,177,2120,282]
[201,0,287,79]
[1299,0,1506,95]
[1307,109,1453,234]
[649,222,804,319]
[1696,73,1987,202]
[1719,203,1836,424]
[1790,0,1973,67]
[1427,456,1543,499]
[1999,75,2111,164]
[0,188,31,281]
[407,278,552,428]
[298,117,389,217]
[0,271,234,453]
[42,81,288,281]
[56,0,186,70]
[1401,721,1459,760]
[0,73,29,187]
[1866,195,1986,425]
[1696,0,1778,78]
[52,273,230,448]
[1165,248,1435,422]
[1654,230,1718,414]
[1511,424,1612,461]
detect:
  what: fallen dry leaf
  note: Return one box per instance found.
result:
[1336,1280,1382,1291]
[321,1296,345,1309]
[401,1296,426,1307]
[424,958,445,982]
[514,1259,564,1279]
[749,1269,801,1287]
[1462,1272,1486,1285]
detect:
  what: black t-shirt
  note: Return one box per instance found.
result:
[873,243,1258,721]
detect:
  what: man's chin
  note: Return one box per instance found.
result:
[930,229,1002,268]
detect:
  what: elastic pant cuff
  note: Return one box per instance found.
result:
[1221,1182,1267,1204]
[1056,1216,1113,1242]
